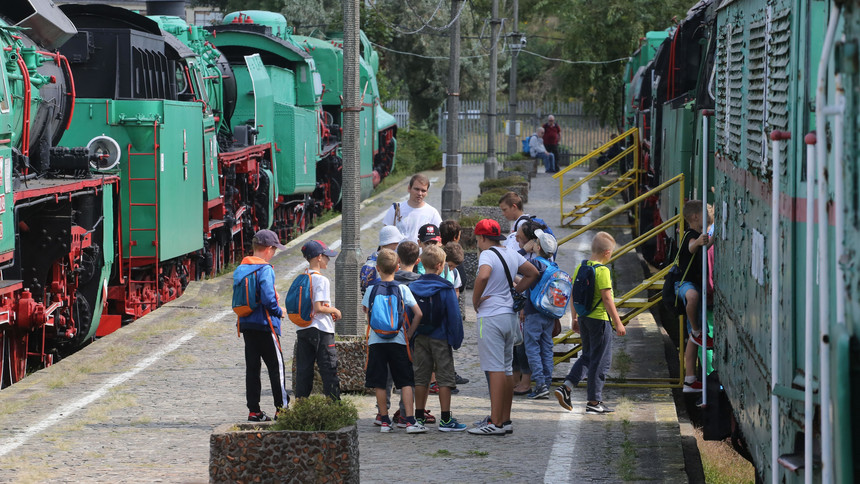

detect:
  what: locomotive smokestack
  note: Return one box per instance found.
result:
[0,0,77,49]
[146,0,187,20]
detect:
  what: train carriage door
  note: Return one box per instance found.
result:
[243,54,273,147]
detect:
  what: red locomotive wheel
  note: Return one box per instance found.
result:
[4,330,29,385]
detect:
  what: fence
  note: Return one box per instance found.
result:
[383,100,410,130]
[436,100,614,165]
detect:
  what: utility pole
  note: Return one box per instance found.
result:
[484,0,500,179]
[506,0,521,156]
[441,0,462,220]
[334,0,361,336]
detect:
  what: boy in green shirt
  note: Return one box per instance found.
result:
[554,231,627,414]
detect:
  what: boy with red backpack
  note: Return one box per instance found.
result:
[362,248,426,433]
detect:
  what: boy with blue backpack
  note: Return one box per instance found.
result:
[290,240,342,401]
[409,245,466,431]
[232,229,290,422]
[516,221,568,400]
[555,231,626,414]
[362,248,426,433]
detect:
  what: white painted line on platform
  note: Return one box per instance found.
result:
[0,309,235,459]
[543,405,582,483]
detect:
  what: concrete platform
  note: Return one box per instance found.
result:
[0,163,689,483]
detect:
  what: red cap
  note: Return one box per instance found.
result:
[474,219,506,241]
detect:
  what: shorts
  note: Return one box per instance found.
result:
[674,281,700,333]
[476,313,518,375]
[412,335,455,387]
[365,343,414,389]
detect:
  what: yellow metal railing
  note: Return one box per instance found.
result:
[553,173,687,388]
[554,128,640,229]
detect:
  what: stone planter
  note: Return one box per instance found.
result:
[460,251,479,290]
[291,338,368,394]
[210,423,359,483]
[460,206,506,228]
[500,169,532,182]
[480,183,529,204]
[503,159,538,178]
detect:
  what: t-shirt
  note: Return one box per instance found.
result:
[678,229,704,286]
[542,123,561,146]
[298,271,335,333]
[382,202,442,244]
[362,284,417,345]
[572,261,612,321]
[415,264,461,289]
[476,245,528,318]
[504,214,531,251]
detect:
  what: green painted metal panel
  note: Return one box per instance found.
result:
[658,100,695,223]
[267,67,296,105]
[0,43,12,256]
[203,116,219,202]
[244,54,274,146]
[292,36,342,106]
[272,103,318,195]
[360,99,374,199]
[58,99,204,262]
[376,102,397,132]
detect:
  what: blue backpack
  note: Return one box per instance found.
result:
[286,270,318,327]
[359,253,380,294]
[571,260,605,317]
[367,281,405,339]
[233,267,263,317]
[522,136,532,155]
[529,257,573,318]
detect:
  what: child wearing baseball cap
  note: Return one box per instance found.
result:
[294,240,342,401]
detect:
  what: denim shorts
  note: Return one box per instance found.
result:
[674,281,699,333]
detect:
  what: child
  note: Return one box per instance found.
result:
[439,220,462,246]
[415,223,442,274]
[294,240,342,400]
[363,248,426,433]
[409,245,466,431]
[516,221,559,399]
[554,231,626,414]
[361,225,404,294]
[394,241,421,285]
[469,219,539,435]
[679,201,715,392]
[234,229,289,421]
[442,241,469,387]
[498,191,531,251]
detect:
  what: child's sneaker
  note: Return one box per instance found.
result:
[683,380,703,393]
[555,385,572,411]
[379,415,393,433]
[455,373,470,385]
[467,421,506,435]
[406,421,428,434]
[585,402,614,414]
[248,411,271,422]
[392,410,409,428]
[527,385,550,399]
[373,414,384,426]
[429,382,440,394]
[690,331,714,349]
[423,410,437,424]
[474,415,490,426]
[438,417,467,432]
[501,420,513,434]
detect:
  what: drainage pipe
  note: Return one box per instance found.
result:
[803,133,817,484]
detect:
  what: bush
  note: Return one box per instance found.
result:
[457,214,484,227]
[474,187,510,206]
[506,152,529,161]
[393,129,441,175]
[479,176,527,191]
[271,395,358,432]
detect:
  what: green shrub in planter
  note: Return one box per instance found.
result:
[479,176,527,191]
[474,187,510,206]
[507,152,529,161]
[457,214,484,228]
[272,395,358,432]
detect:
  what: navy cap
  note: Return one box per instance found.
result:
[418,223,442,243]
[252,229,286,250]
[301,240,337,259]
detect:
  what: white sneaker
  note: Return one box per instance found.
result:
[467,421,506,435]
[406,421,428,434]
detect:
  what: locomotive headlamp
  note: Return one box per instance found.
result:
[87,135,121,171]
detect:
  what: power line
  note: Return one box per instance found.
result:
[366,0,468,35]
[519,49,629,65]
[370,40,495,59]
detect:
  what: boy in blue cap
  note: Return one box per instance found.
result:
[234,229,289,422]
[294,240,342,400]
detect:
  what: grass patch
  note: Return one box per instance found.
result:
[613,348,633,382]
[457,214,483,228]
[429,449,452,457]
[696,429,755,484]
[314,209,340,226]
[474,187,510,206]
[479,176,527,191]
[467,450,489,457]
[271,394,358,431]
[506,152,529,161]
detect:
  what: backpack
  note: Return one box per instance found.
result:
[571,260,605,317]
[411,290,445,336]
[359,253,380,294]
[529,257,573,318]
[286,270,318,327]
[367,281,405,339]
[522,136,532,155]
[232,267,264,317]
